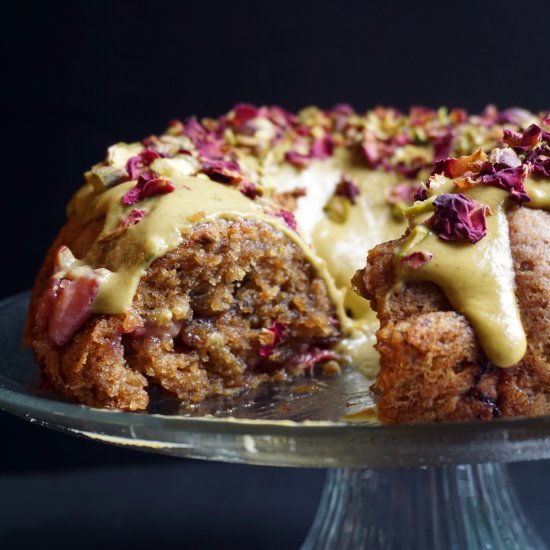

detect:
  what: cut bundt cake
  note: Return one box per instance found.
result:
[353,122,550,423]
[26,103,547,412]
[26,175,345,409]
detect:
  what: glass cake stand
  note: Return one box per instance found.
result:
[2,292,550,549]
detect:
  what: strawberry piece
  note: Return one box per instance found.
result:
[34,278,60,333]
[47,277,99,347]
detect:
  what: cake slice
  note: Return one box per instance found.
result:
[353,123,550,423]
[27,176,344,410]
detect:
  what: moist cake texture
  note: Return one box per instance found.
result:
[354,122,550,423]
[26,103,548,414]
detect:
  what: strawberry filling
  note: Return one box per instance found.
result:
[36,275,99,347]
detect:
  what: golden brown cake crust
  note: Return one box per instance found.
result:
[354,207,550,423]
[28,217,341,410]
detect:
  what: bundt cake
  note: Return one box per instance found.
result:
[25,103,547,414]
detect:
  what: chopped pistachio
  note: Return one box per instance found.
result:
[85,164,128,192]
[224,128,237,145]
[437,106,449,123]
[106,142,143,167]
[402,196,436,224]
[391,202,408,221]
[150,157,196,179]
[298,106,329,127]
[413,126,428,143]
[310,125,325,139]
[154,135,191,157]
[323,196,350,224]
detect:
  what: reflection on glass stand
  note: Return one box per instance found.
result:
[302,464,545,550]
[2,295,550,550]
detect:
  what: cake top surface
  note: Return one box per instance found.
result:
[60,104,548,369]
[394,122,550,367]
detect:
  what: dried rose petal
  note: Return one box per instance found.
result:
[197,139,227,161]
[414,187,428,202]
[201,159,243,184]
[503,124,542,150]
[433,150,487,178]
[231,103,259,128]
[285,151,311,168]
[526,146,550,177]
[182,117,208,144]
[360,138,384,168]
[121,172,175,206]
[387,183,418,205]
[449,108,468,123]
[295,125,312,137]
[428,193,489,244]
[273,210,297,231]
[259,321,287,358]
[100,208,147,242]
[310,135,335,160]
[203,115,227,137]
[125,150,162,180]
[478,165,530,204]
[393,134,410,147]
[331,103,355,116]
[124,208,146,226]
[239,181,261,199]
[335,175,360,204]
[401,251,433,269]
[394,160,426,179]
[432,132,454,161]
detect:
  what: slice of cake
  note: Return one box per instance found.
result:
[353,122,550,423]
[26,168,345,410]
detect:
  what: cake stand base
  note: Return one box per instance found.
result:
[302,463,546,550]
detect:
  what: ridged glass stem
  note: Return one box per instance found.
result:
[302,464,546,550]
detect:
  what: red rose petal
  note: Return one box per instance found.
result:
[273,210,297,231]
[401,251,433,269]
[259,321,287,358]
[121,172,175,206]
[125,149,162,180]
[201,159,243,184]
[428,193,490,244]
[335,175,360,204]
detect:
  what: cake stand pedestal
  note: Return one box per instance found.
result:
[302,464,543,549]
[1,293,549,549]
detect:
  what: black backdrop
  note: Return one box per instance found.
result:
[2,2,550,548]
[4,0,550,297]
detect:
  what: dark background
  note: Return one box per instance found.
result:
[2,1,550,548]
